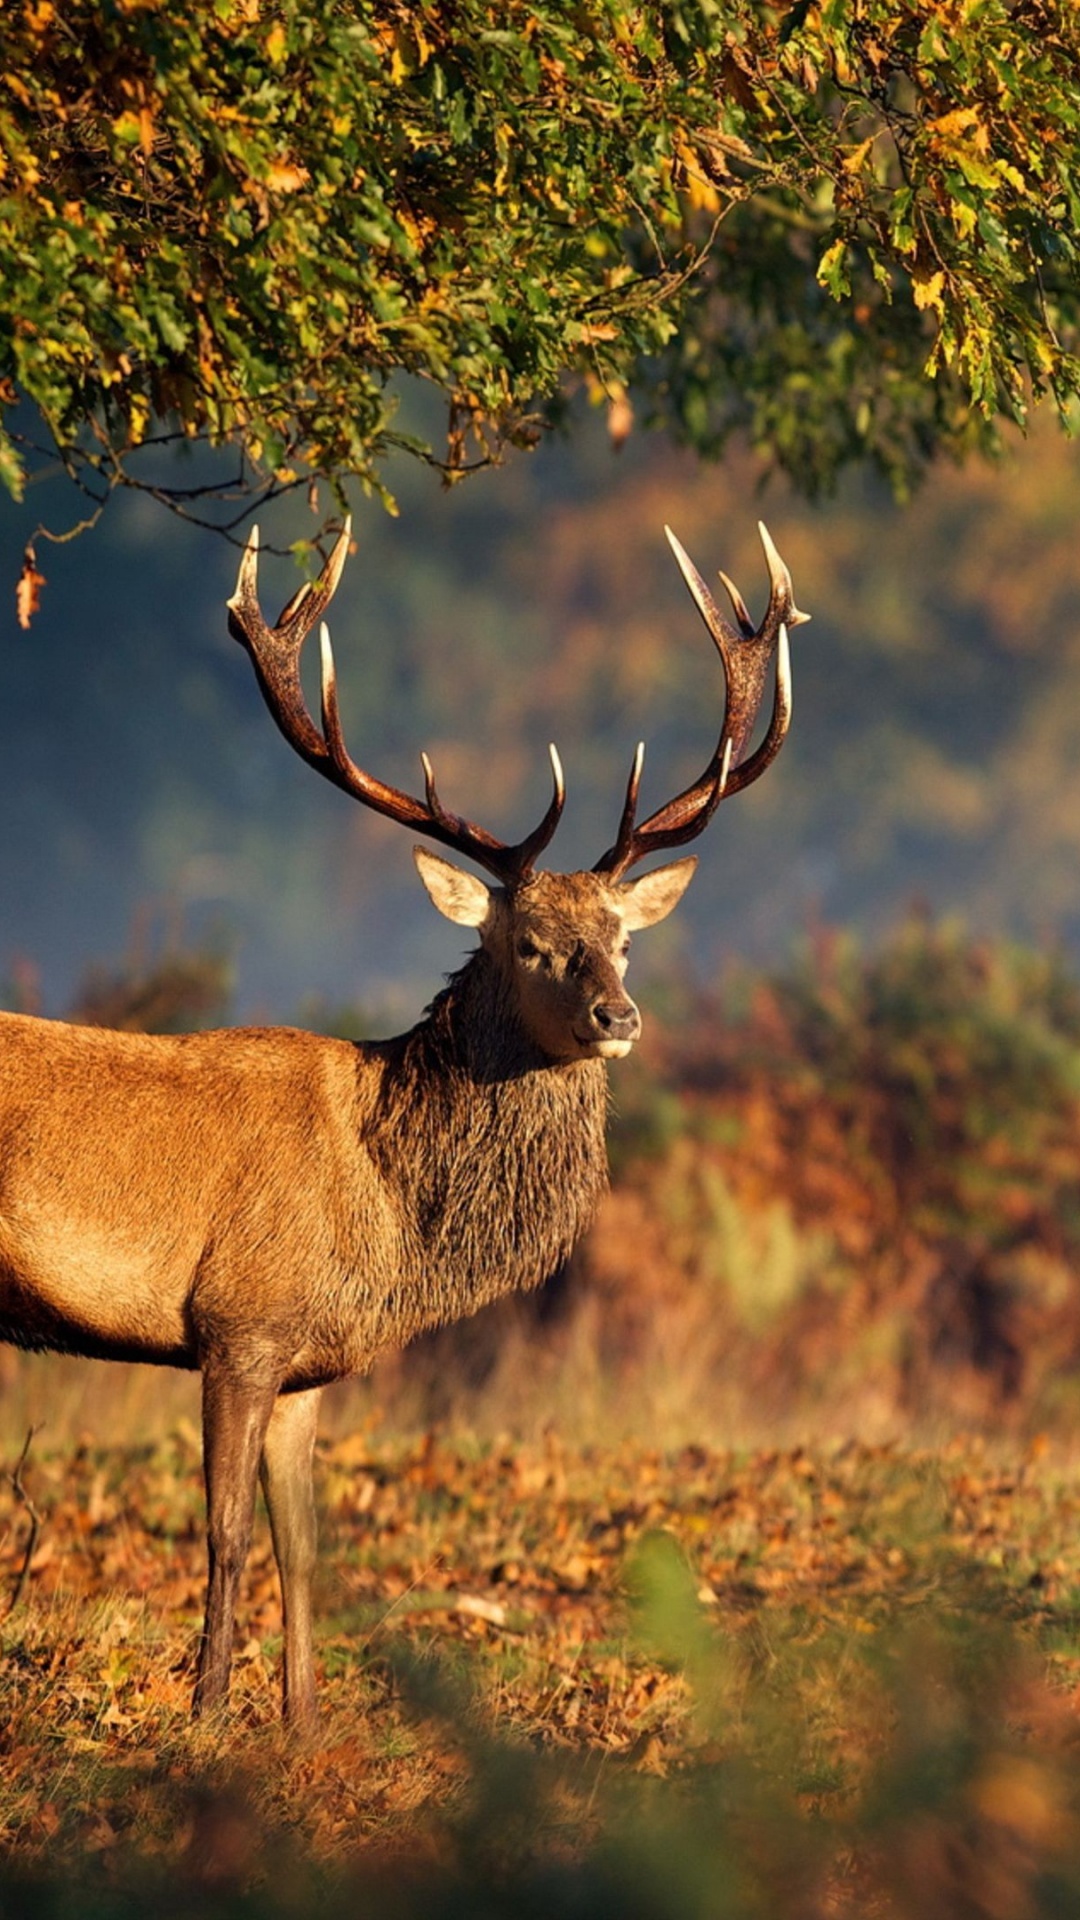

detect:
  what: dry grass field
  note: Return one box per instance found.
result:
[3,1420,1080,1917]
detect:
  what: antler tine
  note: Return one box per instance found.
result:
[416,748,506,858]
[227,521,354,768]
[716,569,755,638]
[418,740,565,879]
[597,741,646,879]
[276,521,353,635]
[511,742,567,873]
[664,525,743,658]
[594,521,804,880]
[664,521,806,762]
[417,740,565,871]
[758,520,811,638]
[724,622,792,797]
[228,525,565,887]
[595,738,734,880]
[319,625,565,884]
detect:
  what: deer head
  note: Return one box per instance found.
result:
[227,518,807,1062]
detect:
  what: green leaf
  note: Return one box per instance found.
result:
[817,239,851,299]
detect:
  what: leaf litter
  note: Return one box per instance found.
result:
[0,1427,1079,1890]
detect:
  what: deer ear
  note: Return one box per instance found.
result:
[617,857,698,931]
[413,848,492,927]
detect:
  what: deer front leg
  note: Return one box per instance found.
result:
[193,1362,279,1720]
[259,1386,322,1734]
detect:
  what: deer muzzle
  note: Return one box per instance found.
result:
[584,995,642,1059]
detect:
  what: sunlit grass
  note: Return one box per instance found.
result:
[0,1430,1078,1917]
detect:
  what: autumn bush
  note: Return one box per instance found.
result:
[581,913,1080,1435]
[364,915,1080,1445]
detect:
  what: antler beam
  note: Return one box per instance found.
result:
[229,515,803,892]
[227,522,565,888]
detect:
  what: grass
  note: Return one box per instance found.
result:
[2,1426,1080,1913]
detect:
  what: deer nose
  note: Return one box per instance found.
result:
[591,999,641,1044]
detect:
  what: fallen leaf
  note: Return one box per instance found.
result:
[16,547,45,630]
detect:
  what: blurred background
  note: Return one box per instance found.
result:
[6,401,1080,1024]
[6,404,1080,1448]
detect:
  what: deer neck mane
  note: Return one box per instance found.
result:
[362,948,609,1344]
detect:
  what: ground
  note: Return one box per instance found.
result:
[2,1426,1080,1915]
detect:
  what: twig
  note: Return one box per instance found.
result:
[6,1426,44,1618]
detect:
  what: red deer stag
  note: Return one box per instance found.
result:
[0,519,806,1730]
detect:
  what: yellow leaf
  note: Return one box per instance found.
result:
[911,266,946,313]
[676,141,720,214]
[929,107,981,142]
[950,199,976,240]
[1030,335,1055,374]
[128,395,150,445]
[265,162,310,194]
[494,121,515,196]
[577,321,618,345]
[265,22,287,65]
[842,137,874,176]
[16,547,44,631]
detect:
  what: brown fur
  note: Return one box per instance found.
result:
[361,956,610,1358]
[0,859,692,1729]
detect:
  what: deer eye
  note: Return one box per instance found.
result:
[620,937,632,959]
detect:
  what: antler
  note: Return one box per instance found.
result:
[227,520,565,888]
[593,520,808,879]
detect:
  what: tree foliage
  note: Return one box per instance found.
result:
[3,0,1080,547]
